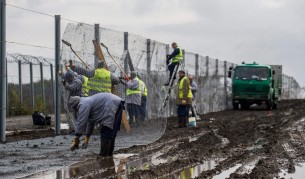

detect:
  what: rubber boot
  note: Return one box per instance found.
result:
[183,116,188,127]
[108,139,115,157]
[81,136,90,149]
[70,137,80,151]
[175,116,183,128]
[99,138,111,157]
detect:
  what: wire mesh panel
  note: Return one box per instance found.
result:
[184,52,196,76]
[61,23,169,147]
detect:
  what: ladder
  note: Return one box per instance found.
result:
[158,63,180,116]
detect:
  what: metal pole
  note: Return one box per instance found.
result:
[94,24,100,68]
[50,64,55,114]
[216,59,219,76]
[224,61,228,109]
[124,32,128,51]
[195,54,199,79]
[30,62,34,108]
[182,49,185,70]
[55,15,61,135]
[146,39,151,119]
[123,32,128,72]
[147,39,151,75]
[6,58,8,116]
[206,56,209,77]
[40,62,45,109]
[18,60,22,105]
[0,0,6,142]
[165,44,171,116]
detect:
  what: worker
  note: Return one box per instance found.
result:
[137,74,148,122]
[176,70,192,128]
[189,75,198,117]
[62,69,84,98]
[120,71,141,126]
[70,61,119,146]
[71,61,119,95]
[68,93,124,157]
[165,42,183,86]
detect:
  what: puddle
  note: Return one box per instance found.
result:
[189,136,199,142]
[22,153,136,179]
[213,164,242,179]
[126,151,169,174]
[278,162,305,179]
[174,159,220,179]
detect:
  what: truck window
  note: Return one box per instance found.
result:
[235,67,268,80]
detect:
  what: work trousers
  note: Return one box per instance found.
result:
[140,96,147,122]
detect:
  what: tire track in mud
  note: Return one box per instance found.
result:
[2,100,305,178]
[125,99,305,179]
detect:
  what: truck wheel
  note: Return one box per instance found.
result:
[266,101,273,110]
[233,102,239,110]
[241,103,249,110]
[273,103,277,109]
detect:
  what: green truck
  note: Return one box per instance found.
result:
[228,62,282,110]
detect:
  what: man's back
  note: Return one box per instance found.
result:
[76,93,122,131]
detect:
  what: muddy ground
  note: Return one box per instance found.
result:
[2,99,305,179]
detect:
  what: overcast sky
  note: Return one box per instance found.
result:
[5,0,305,86]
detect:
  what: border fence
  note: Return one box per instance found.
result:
[0,0,304,143]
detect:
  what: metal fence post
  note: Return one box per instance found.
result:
[50,63,55,114]
[124,32,128,72]
[216,59,219,76]
[94,24,100,68]
[18,60,22,105]
[224,61,228,109]
[182,49,185,70]
[40,62,45,109]
[195,54,199,79]
[30,62,34,108]
[206,56,209,77]
[0,0,6,142]
[55,15,61,135]
[146,39,151,118]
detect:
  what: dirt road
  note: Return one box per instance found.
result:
[1,99,305,178]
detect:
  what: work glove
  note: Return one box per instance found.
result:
[181,100,187,105]
[65,63,69,71]
[166,55,170,60]
[81,136,90,149]
[70,137,80,151]
[62,79,66,86]
[69,60,75,70]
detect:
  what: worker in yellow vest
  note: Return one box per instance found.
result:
[120,71,141,126]
[71,62,119,96]
[176,70,192,128]
[165,42,183,86]
[137,74,148,122]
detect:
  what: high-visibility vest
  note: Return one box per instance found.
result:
[126,77,141,96]
[138,79,147,97]
[82,76,89,96]
[171,47,183,63]
[87,68,112,93]
[178,76,193,99]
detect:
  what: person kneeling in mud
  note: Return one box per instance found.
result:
[69,92,124,157]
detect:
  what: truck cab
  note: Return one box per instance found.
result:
[228,62,282,110]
